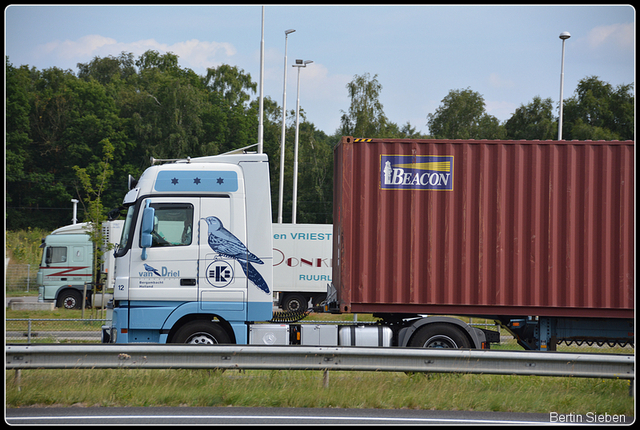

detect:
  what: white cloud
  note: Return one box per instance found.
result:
[162,39,236,71]
[36,35,118,59]
[587,23,633,50]
[33,35,237,72]
[488,73,515,89]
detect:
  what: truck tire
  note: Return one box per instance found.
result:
[282,293,308,312]
[57,290,83,310]
[171,320,231,344]
[409,323,471,349]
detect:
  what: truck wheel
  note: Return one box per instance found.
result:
[409,323,471,349]
[57,290,83,310]
[282,294,308,312]
[171,320,231,344]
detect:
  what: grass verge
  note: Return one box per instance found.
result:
[6,368,633,415]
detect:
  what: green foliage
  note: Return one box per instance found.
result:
[73,139,115,288]
[6,228,49,266]
[5,51,634,233]
[427,87,506,139]
[562,76,634,140]
[6,369,633,415]
[340,72,389,138]
[505,96,557,140]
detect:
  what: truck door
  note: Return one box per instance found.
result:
[128,197,199,302]
[197,195,248,320]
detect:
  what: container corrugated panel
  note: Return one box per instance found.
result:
[333,137,634,318]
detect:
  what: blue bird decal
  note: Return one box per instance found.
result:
[202,216,270,294]
[144,263,161,276]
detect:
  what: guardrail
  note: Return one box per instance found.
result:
[6,344,634,381]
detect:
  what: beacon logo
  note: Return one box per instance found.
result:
[380,155,453,190]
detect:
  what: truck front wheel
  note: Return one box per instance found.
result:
[171,320,231,344]
[57,290,83,310]
[409,323,471,349]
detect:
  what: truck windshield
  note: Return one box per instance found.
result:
[115,205,136,258]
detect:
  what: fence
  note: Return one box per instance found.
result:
[4,318,635,355]
[6,319,105,343]
[5,264,39,294]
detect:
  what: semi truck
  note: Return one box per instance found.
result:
[272,223,332,312]
[37,221,124,309]
[102,137,634,351]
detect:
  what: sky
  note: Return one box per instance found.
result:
[4,4,635,136]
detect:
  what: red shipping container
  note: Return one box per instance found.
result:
[333,137,634,319]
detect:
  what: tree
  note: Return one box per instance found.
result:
[505,96,556,140]
[426,88,505,139]
[340,73,389,138]
[204,64,256,108]
[77,52,136,85]
[294,122,334,223]
[5,60,32,202]
[73,140,115,317]
[562,76,634,140]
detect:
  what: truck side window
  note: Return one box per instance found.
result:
[45,246,67,265]
[148,203,194,247]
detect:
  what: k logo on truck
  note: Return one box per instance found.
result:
[206,260,234,288]
[380,155,454,190]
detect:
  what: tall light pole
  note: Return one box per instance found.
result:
[558,31,570,141]
[291,59,313,224]
[257,6,265,153]
[277,29,295,224]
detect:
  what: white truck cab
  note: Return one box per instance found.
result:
[106,154,273,344]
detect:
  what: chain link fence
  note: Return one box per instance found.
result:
[6,319,105,343]
[5,318,634,354]
[5,263,632,352]
[6,264,39,294]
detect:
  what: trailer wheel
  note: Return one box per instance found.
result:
[409,323,471,349]
[171,320,231,344]
[282,294,308,312]
[57,290,83,310]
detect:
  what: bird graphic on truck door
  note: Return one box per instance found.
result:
[202,216,270,294]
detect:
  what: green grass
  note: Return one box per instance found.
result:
[6,368,633,415]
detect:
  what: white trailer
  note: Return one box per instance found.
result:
[272,223,332,311]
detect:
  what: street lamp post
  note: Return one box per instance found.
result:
[277,29,295,224]
[258,6,265,153]
[291,59,313,224]
[558,31,571,141]
[71,199,79,225]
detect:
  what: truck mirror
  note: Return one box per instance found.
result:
[128,174,138,190]
[140,203,154,260]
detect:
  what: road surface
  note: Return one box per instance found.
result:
[7,406,596,425]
